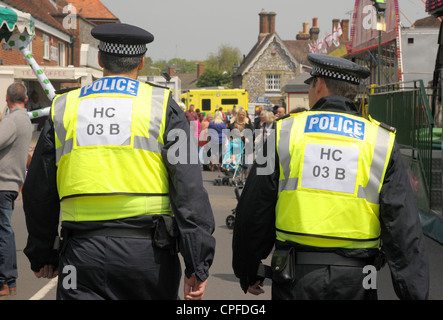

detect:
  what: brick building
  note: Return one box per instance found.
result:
[0,0,119,110]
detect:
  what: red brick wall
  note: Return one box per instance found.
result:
[0,29,68,67]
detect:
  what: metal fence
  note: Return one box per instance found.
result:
[362,80,435,204]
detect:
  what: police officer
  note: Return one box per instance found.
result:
[232,53,429,300]
[23,23,215,300]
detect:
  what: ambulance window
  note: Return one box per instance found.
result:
[202,99,211,111]
[221,99,238,105]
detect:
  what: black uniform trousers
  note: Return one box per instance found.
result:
[272,264,377,300]
[56,236,181,300]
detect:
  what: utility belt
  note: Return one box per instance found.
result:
[55,215,179,255]
[70,227,153,239]
[258,248,383,284]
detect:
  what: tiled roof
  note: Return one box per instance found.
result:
[2,0,69,34]
[67,0,119,21]
[283,39,312,66]
[284,73,310,93]
[1,0,119,35]
[413,15,441,28]
[176,72,198,90]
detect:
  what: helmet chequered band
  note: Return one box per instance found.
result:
[98,41,147,56]
[313,66,360,85]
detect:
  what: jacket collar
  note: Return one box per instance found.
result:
[310,95,361,116]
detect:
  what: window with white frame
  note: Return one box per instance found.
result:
[58,43,66,67]
[43,34,50,60]
[266,74,281,91]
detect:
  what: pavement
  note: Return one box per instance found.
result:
[7,170,443,300]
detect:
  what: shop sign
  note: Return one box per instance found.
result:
[14,68,76,79]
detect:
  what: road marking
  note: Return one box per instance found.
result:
[29,277,58,300]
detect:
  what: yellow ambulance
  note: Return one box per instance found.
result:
[180,89,249,114]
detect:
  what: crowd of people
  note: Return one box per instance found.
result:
[182,103,292,179]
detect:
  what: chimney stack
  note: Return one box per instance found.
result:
[258,11,276,43]
[332,19,340,34]
[197,62,205,78]
[296,21,310,40]
[168,66,175,77]
[268,12,276,34]
[340,19,349,42]
[309,17,320,41]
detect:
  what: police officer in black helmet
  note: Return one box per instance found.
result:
[23,23,215,300]
[232,53,429,300]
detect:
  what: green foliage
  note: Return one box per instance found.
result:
[140,43,241,88]
[196,69,232,88]
[197,44,241,87]
[140,57,199,76]
[205,44,242,73]
[168,58,199,74]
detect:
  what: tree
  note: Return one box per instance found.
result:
[196,69,232,88]
[205,44,242,73]
[139,58,200,76]
[167,58,199,74]
[138,43,242,87]
[139,57,166,76]
[197,44,242,87]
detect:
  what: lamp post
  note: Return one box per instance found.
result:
[376,15,386,85]
[149,66,160,75]
[372,0,386,85]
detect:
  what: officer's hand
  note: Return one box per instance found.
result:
[184,274,208,300]
[34,265,58,279]
[248,280,265,295]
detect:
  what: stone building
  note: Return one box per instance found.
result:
[232,11,321,110]
[232,10,350,112]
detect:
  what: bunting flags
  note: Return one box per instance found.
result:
[332,26,339,47]
[309,22,343,54]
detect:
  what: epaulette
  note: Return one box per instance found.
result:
[55,87,80,95]
[275,110,307,122]
[145,81,169,89]
[275,113,291,122]
[379,121,396,133]
[368,115,396,133]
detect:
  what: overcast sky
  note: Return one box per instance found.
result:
[100,0,428,62]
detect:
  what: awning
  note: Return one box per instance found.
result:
[0,6,34,42]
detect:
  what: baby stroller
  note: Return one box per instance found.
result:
[226,183,243,229]
[213,137,244,187]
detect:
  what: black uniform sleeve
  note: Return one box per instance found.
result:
[379,141,430,300]
[22,118,60,272]
[232,161,278,292]
[161,94,216,283]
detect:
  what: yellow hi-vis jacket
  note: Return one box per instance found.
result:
[51,76,173,222]
[275,111,396,249]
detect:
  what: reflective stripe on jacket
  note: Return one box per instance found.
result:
[51,77,172,221]
[275,111,396,248]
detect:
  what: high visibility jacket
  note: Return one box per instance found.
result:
[51,76,173,221]
[275,111,396,249]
